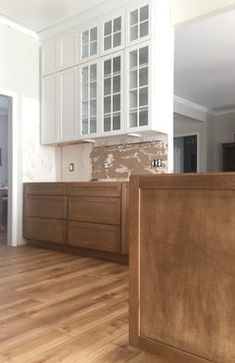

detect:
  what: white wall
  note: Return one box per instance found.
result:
[0,23,57,246]
[174,113,207,172]
[173,0,235,25]
[0,113,8,184]
[210,112,235,171]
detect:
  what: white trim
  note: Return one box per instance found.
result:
[214,108,235,116]
[174,132,200,173]
[174,96,213,122]
[0,88,21,247]
[0,15,38,39]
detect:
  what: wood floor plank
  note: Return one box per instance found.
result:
[0,246,139,362]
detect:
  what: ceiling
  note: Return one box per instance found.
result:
[0,0,106,32]
[0,2,234,112]
[175,10,235,111]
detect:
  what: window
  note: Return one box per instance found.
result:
[129,5,149,42]
[103,55,122,132]
[82,27,98,59]
[81,63,97,135]
[104,17,122,51]
[129,46,149,128]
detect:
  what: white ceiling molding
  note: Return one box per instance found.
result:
[213,108,235,116]
[0,15,38,39]
[174,96,213,122]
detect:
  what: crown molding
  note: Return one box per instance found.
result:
[0,15,38,39]
[174,96,213,122]
[213,108,235,116]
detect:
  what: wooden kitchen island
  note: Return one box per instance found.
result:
[129,174,235,363]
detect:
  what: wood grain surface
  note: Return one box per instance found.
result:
[0,245,142,363]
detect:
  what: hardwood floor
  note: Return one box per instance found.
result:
[0,246,144,363]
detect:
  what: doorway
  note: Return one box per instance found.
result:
[174,134,198,173]
[0,95,9,245]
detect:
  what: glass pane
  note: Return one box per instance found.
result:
[139,67,148,87]
[104,20,112,36]
[104,77,111,95]
[139,108,148,126]
[90,118,97,133]
[130,50,138,68]
[139,46,149,65]
[104,115,111,132]
[114,17,121,32]
[90,82,97,99]
[82,67,88,83]
[82,31,89,45]
[140,5,149,22]
[104,96,111,114]
[113,75,121,93]
[130,25,138,41]
[130,9,138,25]
[130,70,137,89]
[104,59,111,77]
[90,64,97,81]
[140,21,149,38]
[130,90,137,108]
[113,56,121,74]
[82,45,89,58]
[113,32,121,48]
[90,41,97,56]
[90,100,97,116]
[82,102,88,118]
[139,87,148,107]
[104,36,112,50]
[82,84,88,101]
[113,113,121,130]
[129,111,138,128]
[113,94,120,112]
[90,27,97,41]
[82,119,88,134]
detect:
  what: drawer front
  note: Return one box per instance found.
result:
[24,196,67,219]
[24,217,66,244]
[68,183,122,197]
[24,183,67,195]
[68,197,121,225]
[68,221,121,253]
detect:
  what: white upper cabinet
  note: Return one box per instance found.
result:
[102,13,124,55]
[80,25,99,63]
[80,61,99,137]
[101,52,123,135]
[59,33,78,70]
[127,42,150,131]
[59,68,78,142]
[127,3,150,46]
[41,42,58,76]
[41,74,59,144]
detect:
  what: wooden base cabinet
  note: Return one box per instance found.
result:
[23,182,129,262]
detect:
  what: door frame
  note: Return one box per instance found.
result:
[0,88,19,247]
[174,132,200,172]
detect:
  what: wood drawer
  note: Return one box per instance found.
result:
[67,221,121,253]
[24,217,66,244]
[68,183,122,197]
[24,195,67,219]
[24,183,67,195]
[68,196,121,225]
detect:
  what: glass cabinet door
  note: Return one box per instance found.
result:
[81,63,97,135]
[103,55,122,132]
[128,45,149,128]
[129,4,149,43]
[103,16,122,52]
[81,27,98,59]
